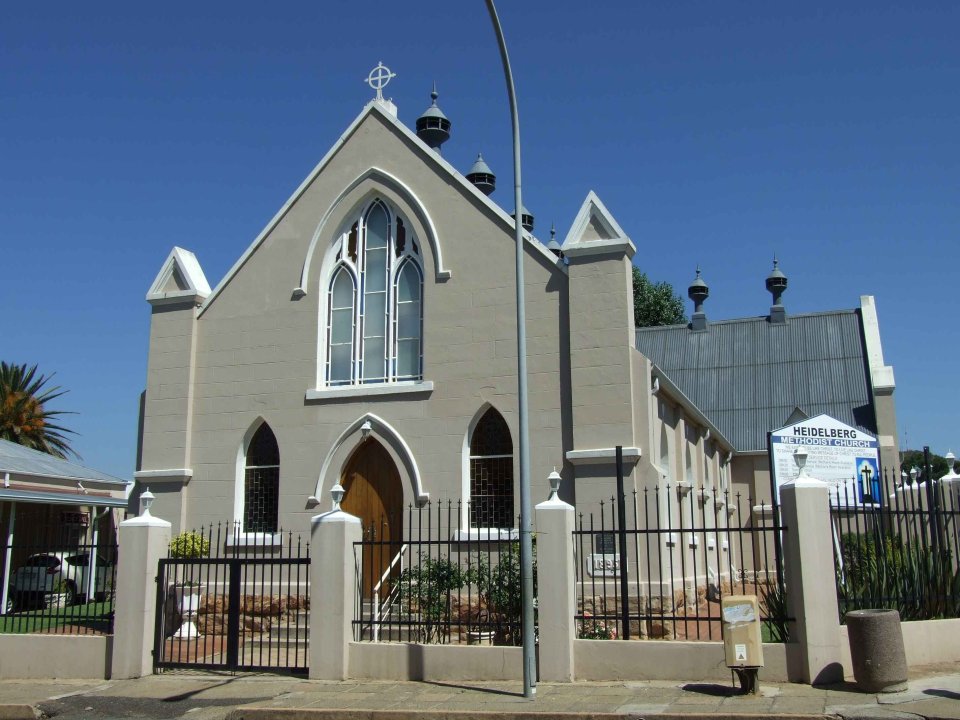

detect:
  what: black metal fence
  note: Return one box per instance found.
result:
[353,501,529,645]
[153,523,309,674]
[0,520,117,635]
[574,485,790,642]
[832,464,960,622]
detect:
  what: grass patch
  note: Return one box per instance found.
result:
[0,600,114,634]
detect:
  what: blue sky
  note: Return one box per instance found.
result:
[2,2,957,479]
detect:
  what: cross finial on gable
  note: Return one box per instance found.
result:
[366,62,396,103]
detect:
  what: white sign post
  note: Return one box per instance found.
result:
[769,414,881,506]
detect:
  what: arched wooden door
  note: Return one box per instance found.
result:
[340,438,404,599]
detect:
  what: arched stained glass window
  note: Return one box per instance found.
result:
[394,261,422,380]
[469,408,514,528]
[324,199,424,386]
[328,267,356,385]
[244,423,280,533]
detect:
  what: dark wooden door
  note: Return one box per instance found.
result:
[341,438,403,598]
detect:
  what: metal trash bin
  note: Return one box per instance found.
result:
[846,609,908,693]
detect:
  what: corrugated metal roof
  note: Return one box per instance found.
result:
[635,310,875,452]
[0,439,129,486]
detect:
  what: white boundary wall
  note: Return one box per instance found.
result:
[0,635,112,679]
[4,486,960,682]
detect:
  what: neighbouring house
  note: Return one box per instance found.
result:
[131,74,898,593]
[0,438,129,611]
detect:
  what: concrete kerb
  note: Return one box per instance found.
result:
[225,711,834,720]
[3,668,960,720]
[0,706,40,720]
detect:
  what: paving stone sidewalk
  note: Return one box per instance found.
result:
[0,666,957,720]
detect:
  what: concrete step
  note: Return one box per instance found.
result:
[268,611,309,643]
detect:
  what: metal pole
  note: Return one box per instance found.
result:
[484,0,535,698]
[923,446,939,564]
[615,446,630,639]
[2,499,16,615]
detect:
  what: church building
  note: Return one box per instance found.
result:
[132,71,898,552]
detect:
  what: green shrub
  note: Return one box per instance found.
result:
[759,580,789,642]
[169,531,210,559]
[398,555,465,643]
[837,531,960,621]
[467,540,537,646]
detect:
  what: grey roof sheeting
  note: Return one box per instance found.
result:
[635,310,875,452]
[0,439,129,486]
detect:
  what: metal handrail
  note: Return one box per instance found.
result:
[371,543,408,642]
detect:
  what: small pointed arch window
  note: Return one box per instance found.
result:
[469,408,514,528]
[244,423,280,533]
[327,266,356,385]
[659,425,671,482]
[324,198,424,386]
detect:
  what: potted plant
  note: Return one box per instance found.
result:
[169,531,210,638]
[48,578,73,609]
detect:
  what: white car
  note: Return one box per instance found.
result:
[7,551,114,611]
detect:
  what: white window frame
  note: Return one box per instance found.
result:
[233,420,282,547]
[461,407,516,533]
[322,199,424,388]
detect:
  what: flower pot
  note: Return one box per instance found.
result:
[174,585,203,639]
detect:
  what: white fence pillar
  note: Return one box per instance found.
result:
[111,491,171,679]
[309,487,362,680]
[535,470,576,681]
[780,475,843,684]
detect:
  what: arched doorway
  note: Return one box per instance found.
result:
[340,438,403,599]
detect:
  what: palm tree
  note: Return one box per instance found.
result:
[0,362,77,459]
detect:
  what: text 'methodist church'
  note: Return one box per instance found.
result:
[132,70,899,543]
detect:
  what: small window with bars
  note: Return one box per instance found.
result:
[243,423,280,533]
[469,408,514,529]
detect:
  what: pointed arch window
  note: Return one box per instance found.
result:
[243,424,280,533]
[469,408,514,528]
[325,199,423,386]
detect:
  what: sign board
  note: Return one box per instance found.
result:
[586,554,621,578]
[770,414,880,506]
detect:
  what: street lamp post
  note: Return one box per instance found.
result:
[484,0,536,699]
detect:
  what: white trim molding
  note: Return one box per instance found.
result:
[561,191,636,259]
[226,532,282,549]
[451,528,520,543]
[298,167,449,291]
[860,295,896,395]
[146,247,211,307]
[305,381,433,403]
[197,101,563,318]
[565,447,642,465]
[314,413,428,506]
[134,468,193,485]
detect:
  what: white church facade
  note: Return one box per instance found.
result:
[132,78,898,560]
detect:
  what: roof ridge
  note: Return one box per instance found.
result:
[635,307,859,332]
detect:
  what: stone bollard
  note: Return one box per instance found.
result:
[846,609,908,693]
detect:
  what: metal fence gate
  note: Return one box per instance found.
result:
[153,525,309,674]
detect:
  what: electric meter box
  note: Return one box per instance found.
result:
[721,595,764,668]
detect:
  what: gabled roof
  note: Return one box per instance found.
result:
[635,309,875,452]
[561,191,636,259]
[197,100,563,316]
[0,439,129,487]
[146,247,211,306]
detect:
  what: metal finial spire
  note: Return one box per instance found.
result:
[365,62,395,102]
[550,223,556,241]
[430,81,439,104]
[766,254,788,323]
